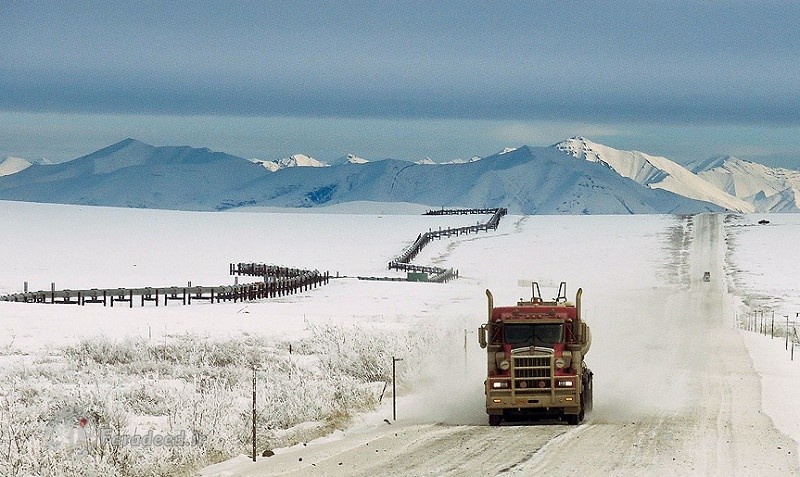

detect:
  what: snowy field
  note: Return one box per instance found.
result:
[1,200,799,476]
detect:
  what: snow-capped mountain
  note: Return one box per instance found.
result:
[414,157,437,165]
[251,158,281,172]
[0,139,722,214]
[416,156,482,165]
[0,157,33,176]
[555,137,754,213]
[253,153,330,171]
[0,137,794,214]
[441,156,482,165]
[689,155,800,212]
[330,154,369,166]
[221,146,723,214]
[276,154,328,168]
[0,138,265,209]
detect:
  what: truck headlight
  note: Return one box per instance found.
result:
[556,379,575,388]
[498,359,510,371]
[491,380,510,389]
[555,358,566,369]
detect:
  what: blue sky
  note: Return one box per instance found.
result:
[1,1,799,166]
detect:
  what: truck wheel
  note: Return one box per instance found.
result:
[566,400,585,425]
[565,413,580,425]
[488,415,502,426]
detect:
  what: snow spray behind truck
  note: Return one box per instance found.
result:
[478,282,593,425]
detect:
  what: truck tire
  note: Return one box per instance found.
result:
[488,415,502,426]
[566,399,585,426]
[582,369,594,412]
[565,413,580,425]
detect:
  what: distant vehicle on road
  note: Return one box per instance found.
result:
[703,271,711,282]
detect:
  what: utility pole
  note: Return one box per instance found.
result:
[786,315,790,351]
[392,357,403,421]
[252,365,257,462]
[464,328,468,373]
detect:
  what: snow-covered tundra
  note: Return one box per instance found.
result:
[0,200,798,476]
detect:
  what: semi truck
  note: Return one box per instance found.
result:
[478,282,592,425]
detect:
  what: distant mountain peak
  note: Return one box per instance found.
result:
[415,157,437,165]
[686,155,752,173]
[250,158,281,172]
[90,137,154,158]
[694,155,800,211]
[330,153,369,166]
[554,137,606,160]
[30,157,54,166]
[553,137,754,213]
[278,154,328,168]
[253,153,329,171]
[0,156,33,177]
[113,137,150,149]
[344,153,368,164]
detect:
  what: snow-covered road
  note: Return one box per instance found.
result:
[201,214,800,477]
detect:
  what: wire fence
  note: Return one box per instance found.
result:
[738,309,800,361]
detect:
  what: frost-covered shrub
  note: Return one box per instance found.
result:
[302,321,444,387]
[64,338,139,367]
[145,333,273,368]
[4,322,449,476]
[121,381,175,416]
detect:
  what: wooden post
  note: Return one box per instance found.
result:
[392,357,403,421]
[252,366,257,462]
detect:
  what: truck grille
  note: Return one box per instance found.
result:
[513,356,551,379]
[512,355,552,392]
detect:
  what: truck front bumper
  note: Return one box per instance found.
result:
[486,390,581,415]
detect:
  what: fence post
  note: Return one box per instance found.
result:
[252,365,257,462]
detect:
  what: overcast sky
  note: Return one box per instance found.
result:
[1,0,799,166]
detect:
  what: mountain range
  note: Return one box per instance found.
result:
[0,137,796,214]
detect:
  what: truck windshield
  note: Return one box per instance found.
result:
[503,324,563,347]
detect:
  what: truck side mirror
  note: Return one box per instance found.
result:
[478,324,487,349]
